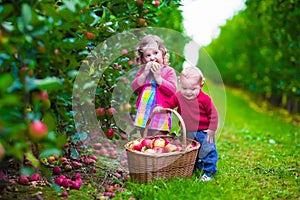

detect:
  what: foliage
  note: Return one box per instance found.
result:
[0,0,184,171]
[205,0,300,113]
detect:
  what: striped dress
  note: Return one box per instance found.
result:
[134,79,171,131]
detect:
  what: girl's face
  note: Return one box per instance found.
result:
[180,76,201,100]
[142,43,163,64]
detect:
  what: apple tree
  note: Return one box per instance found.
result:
[0,0,184,173]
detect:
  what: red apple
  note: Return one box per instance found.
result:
[153,138,166,147]
[137,18,146,25]
[47,156,55,164]
[64,164,72,171]
[105,185,115,192]
[28,120,48,139]
[30,173,40,181]
[128,60,134,65]
[96,108,105,116]
[152,0,160,7]
[71,181,81,190]
[60,157,68,163]
[90,155,98,161]
[120,133,128,140]
[19,175,29,185]
[136,0,144,7]
[85,31,95,39]
[109,149,118,158]
[106,108,116,116]
[61,190,68,197]
[75,173,81,179]
[153,146,164,153]
[104,142,110,147]
[141,138,153,149]
[37,90,48,100]
[165,143,178,152]
[53,166,61,175]
[72,161,83,168]
[132,140,143,151]
[93,149,100,154]
[62,178,71,188]
[55,177,64,186]
[164,139,170,146]
[124,103,132,111]
[106,129,114,139]
[76,178,83,186]
[101,148,108,156]
[121,49,128,55]
[93,143,102,149]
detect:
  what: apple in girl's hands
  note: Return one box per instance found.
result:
[151,62,161,71]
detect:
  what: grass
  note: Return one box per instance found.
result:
[116,84,299,200]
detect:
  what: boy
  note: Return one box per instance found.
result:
[153,66,218,181]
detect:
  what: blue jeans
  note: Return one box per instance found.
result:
[187,130,218,175]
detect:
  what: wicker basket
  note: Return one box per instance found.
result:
[125,108,200,183]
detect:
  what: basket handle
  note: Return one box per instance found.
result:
[143,108,187,149]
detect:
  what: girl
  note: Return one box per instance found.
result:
[131,35,177,136]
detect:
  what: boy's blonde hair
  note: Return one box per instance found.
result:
[180,66,205,85]
[135,34,170,65]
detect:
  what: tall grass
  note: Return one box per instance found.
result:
[116,84,299,200]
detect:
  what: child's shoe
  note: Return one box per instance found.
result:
[201,173,213,182]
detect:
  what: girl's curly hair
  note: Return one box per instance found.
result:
[135,34,170,66]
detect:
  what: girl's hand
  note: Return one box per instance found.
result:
[137,62,152,86]
[143,62,152,76]
[205,129,215,144]
[152,106,164,114]
[151,62,162,85]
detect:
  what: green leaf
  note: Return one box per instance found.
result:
[40,148,62,158]
[71,147,79,158]
[0,94,19,106]
[71,132,88,143]
[33,77,63,90]
[21,3,32,26]
[43,112,57,132]
[0,73,13,93]
[24,152,40,168]
[20,166,36,176]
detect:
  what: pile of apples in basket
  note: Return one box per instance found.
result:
[127,137,196,154]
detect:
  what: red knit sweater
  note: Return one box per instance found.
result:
[162,90,218,132]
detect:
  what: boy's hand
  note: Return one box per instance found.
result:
[205,129,215,144]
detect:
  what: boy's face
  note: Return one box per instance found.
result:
[142,43,163,64]
[180,77,201,100]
